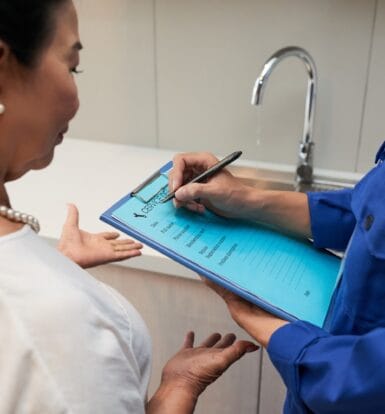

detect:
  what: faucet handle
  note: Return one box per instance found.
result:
[296,141,314,184]
[296,163,313,184]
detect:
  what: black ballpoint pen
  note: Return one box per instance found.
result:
[161,150,243,203]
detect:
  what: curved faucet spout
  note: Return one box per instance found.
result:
[251,46,317,184]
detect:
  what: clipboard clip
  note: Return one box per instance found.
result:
[130,169,169,204]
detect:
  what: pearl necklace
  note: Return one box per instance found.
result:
[0,205,40,233]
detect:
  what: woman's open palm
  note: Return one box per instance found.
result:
[58,203,143,268]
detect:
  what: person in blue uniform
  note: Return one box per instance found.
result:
[169,143,385,413]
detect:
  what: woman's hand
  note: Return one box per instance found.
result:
[58,204,143,268]
[161,331,258,395]
[203,279,288,348]
[169,152,253,218]
[147,331,258,414]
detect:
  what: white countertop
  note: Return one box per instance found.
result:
[7,138,362,280]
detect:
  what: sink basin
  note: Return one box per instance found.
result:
[228,166,356,193]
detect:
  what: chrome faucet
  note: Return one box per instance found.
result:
[251,46,317,185]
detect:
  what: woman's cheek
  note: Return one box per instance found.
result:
[59,76,80,121]
[66,81,80,120]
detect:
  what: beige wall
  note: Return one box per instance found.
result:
[71,0,384,174]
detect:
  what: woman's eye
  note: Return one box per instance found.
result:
[71,67,83,75]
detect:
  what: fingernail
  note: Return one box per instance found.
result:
[246,345,259,352]
[172,180,177,191]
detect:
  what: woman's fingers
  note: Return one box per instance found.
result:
[64,203,80,229]
[214,333,236,348]
[199,332,222,348]
[182,331,195,349]
[113,249,142,260]
[112,242,143,252]
[221,340,259,362]
[111,238,139,246]
[110,239,143,260]
[100,231,120,240]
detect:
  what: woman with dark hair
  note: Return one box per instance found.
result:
[0,1,258,413]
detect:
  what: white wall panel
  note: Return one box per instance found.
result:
[71,0,157,146]
[156,0,375,171]
[71,1,378,172]
[358,0,385,172]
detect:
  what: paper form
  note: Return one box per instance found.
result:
[111,173,340,327]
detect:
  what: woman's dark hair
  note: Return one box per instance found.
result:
[0,0,68,67]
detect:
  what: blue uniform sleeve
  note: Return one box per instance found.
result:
[307,189,355,250]
[268,321,385,413]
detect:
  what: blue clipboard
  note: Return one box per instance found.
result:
[100,161,341,327]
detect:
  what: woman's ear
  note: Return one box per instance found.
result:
[0,40,11,67]
[0,41,12,108]
[0,40,13,88]
[0,40,18,97]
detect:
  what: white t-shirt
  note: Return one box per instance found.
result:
[0,225,152,413]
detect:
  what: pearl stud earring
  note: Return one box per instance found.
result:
[0,103,5,115]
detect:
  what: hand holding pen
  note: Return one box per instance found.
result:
[165,151,247,218]
[162,151,242,203]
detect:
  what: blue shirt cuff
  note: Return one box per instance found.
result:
[267,321,329,405]
[307,190,355,250]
